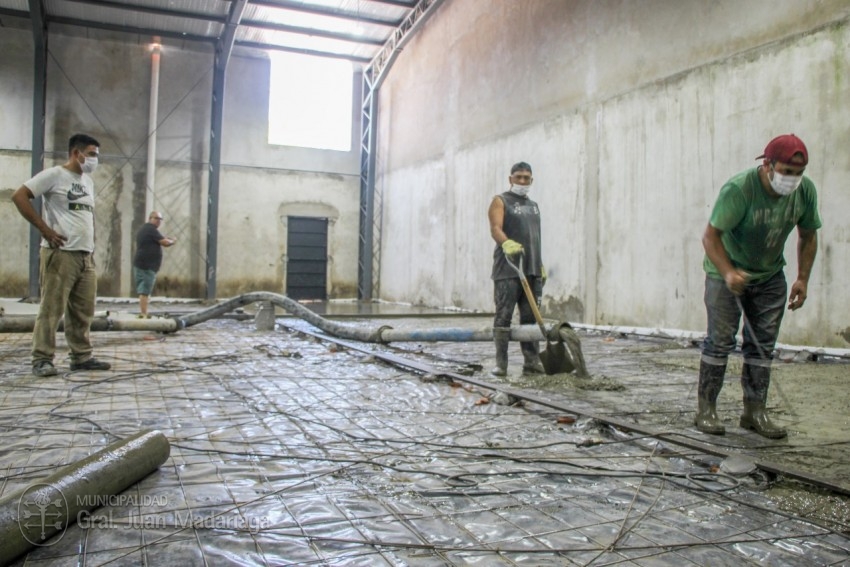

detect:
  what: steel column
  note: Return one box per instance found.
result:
[358,69,377,299]
[357,0,447,299]
[27,0,47,300]
[205,0,248,299]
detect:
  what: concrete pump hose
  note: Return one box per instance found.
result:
[174,292,384,342]
[0,430,170,565]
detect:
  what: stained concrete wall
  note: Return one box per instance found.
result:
[375,0,850,347]
[0,22,360,299]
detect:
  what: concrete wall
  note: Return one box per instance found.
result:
[0,22,361,299]
[374,0,850,347]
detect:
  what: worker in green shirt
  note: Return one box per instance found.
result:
[696,134,821,439]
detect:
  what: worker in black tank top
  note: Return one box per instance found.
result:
[487,161,546,376]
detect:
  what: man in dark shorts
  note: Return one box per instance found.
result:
[133,211,176,317]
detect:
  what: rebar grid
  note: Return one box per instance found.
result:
[1,317,849,566]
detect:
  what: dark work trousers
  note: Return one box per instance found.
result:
[32,248,97,365]
[493,276,543,329]
[701,271,787,369]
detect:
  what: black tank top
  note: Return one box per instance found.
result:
[491,191,542,280]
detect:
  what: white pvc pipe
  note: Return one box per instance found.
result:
[145,38,161,214]
[570,323,850,359]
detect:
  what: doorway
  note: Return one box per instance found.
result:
[286,216,328,300]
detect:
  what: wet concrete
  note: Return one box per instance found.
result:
[412,328,850,489]
[1,299,848,565]
[364,319,850,533]
[271,303,850,527]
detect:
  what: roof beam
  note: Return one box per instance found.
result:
[218,0,247,64]
[0,7,29,18]
[236,41,371,63]
[366,0,417,7]
[47,15,215,44]
[250,0,401,28]
[367,0,445,89]
[7,0,410,58]
[240,19,384,46]
[62,0,227,24]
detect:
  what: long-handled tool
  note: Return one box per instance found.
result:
[504,252,571,375]
[734,295,797,417]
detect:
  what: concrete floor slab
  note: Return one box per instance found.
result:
[1,302,848,565]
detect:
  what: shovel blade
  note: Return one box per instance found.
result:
[539,340,575,375]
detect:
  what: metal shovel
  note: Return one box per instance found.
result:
[504,252,571,375]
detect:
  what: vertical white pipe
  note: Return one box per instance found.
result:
[146,38,161,215]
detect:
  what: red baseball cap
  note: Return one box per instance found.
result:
[756,134,808,165]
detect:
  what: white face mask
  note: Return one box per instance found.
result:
[80,155,99,175]
[769,168,802,196]
[510,184,531,197]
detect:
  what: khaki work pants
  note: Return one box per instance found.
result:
[32,248,97,366]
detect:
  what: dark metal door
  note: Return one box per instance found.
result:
[286,216,328,300]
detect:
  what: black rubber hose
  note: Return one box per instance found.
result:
[172,292,385,342]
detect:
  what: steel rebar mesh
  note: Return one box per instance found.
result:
[1,316,849,566]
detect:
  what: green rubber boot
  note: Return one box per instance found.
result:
[740,363,787,439]
[491,327,511,376]
[520,341,545,374]
[694,360,726,435]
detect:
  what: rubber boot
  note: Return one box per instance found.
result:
[491,327,511,376]
[694,360,726,435]
[740,363,787,439]
[520,341,545,374]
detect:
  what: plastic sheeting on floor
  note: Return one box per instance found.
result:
[1,315,849,565]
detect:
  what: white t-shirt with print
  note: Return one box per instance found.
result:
[25,165,96,252]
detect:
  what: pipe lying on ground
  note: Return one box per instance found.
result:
[0,430,170,566]
[2,293,846,358]
[174,292,385,341]
[0,292,565,343]
[572,322,850,360]
[0,316,178,334]
[177,292,571,343]
[378,324,566,343]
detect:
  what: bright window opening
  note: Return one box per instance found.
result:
[268,52,353,151]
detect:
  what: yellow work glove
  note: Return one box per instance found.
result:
[501,239,523,257]
[541,265,547,286]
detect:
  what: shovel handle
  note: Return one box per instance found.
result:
[504,252,549,340]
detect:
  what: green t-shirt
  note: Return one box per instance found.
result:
[703,167,822,284]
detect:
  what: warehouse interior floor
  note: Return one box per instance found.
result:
[1,298,849,566]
